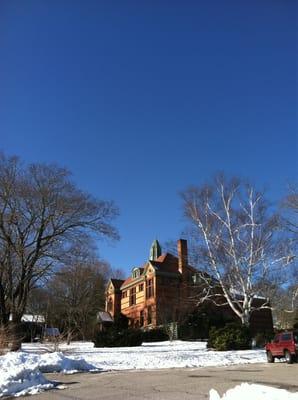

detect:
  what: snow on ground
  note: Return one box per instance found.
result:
[209,383,298,400]
[0,340,270,397]
[22,340,267,370]
[0,349,97,397]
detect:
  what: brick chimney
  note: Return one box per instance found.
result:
[177,239,188,274]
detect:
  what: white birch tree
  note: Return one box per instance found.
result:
[181,175,293,326]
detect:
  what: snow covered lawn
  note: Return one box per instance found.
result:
[22,340,267,370]
[0,340,274,398]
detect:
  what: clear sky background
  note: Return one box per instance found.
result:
[0,1,297,275]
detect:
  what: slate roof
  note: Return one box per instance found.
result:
[97,311,114,323]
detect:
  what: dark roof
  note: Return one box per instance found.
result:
[97,311,114,323]
[110,278,124,289]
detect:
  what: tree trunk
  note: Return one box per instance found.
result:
[10,316,23,351]
[241,310,250,327]
[67,330,72,345]
[0,284,9,326]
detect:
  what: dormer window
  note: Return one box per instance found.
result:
[132,268,140,279]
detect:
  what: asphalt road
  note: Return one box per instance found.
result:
[28,363,298,400]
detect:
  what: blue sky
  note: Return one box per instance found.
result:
[0,1,297,275]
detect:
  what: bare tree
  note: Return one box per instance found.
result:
[47,259,109,342]
[0,153,119,337]
[280,185,298,315]
[181,175,292,326]
[282,184,298,238]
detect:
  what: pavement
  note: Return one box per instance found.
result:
[27,363,298,400]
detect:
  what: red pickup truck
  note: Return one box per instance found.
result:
[265,331,298,364]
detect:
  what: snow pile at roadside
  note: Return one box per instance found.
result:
[37,352,97,373]
[209,383,298,400]
[0,351,98,397]
[0,352,53,398]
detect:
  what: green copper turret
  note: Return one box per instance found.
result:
[149,239,162,261]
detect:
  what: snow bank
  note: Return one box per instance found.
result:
[0,353,53,398]
[209,383,298,400]
[38,352,96,374]
[0,351,98,397]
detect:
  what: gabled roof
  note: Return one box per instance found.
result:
[110,278,124,289]
[151,253,181,273]
[120,253,198,290]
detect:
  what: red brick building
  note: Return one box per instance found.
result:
[105,239,197,328]
[105,238,273,334]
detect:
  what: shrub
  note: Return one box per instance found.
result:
[207,323,251,351]
[179,307,235,340]
[93,326,168,348]
[117,329,143,347]
[142,328,169,342]
[93,328,143,347]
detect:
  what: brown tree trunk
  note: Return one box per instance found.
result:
[10,316,23,351]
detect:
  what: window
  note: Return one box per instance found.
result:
[281,333,291,341]
[139,284,144,292]
[107,297,113,312]
[192,273,202,285]
[140,310,144,326]
[273,335,279,343]
[146,279,154,298]
[129,287,136,306]
[121,291,127,299]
